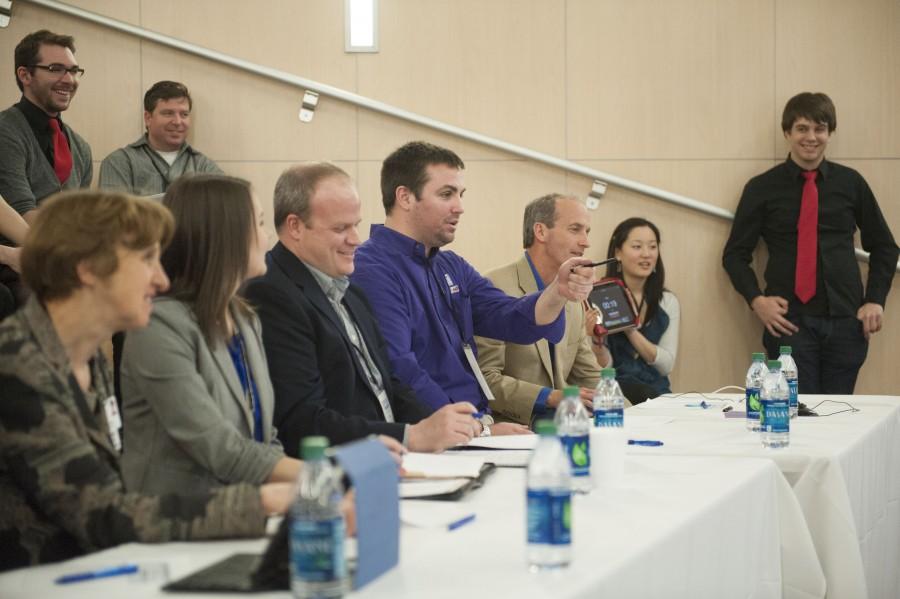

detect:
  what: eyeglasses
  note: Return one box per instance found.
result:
[30,63,85,79]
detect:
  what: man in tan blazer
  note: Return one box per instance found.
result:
[476,193,610,425]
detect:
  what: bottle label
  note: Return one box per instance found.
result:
[745,387,761,420]
[762,399,789,434]
[593,408,624,427]
[527,488,571,546]
[290,516,346,582]
[787,378,798,408]
[560,434,590,477]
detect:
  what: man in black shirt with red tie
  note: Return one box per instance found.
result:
[0,30,92,318]
[723,92,898,394]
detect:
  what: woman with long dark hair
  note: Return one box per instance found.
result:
[120,174,302,494]
[602,217,680,402]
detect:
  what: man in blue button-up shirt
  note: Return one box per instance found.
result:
[351,142,595,435]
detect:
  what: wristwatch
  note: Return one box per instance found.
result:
[480,424,492,437]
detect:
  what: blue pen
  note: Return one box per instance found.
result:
[447,513,476,531]
[628,439,664,447]
[55,564,139,585]
[472,411,485,420]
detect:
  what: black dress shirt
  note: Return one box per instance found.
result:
[14,96,68,166]
[723,156,898,317]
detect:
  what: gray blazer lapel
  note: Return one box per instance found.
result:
[234,311,275,444]
[210,313,254,434]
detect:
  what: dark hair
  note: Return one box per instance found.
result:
[161,174,255,345]
[22,191,173,302]
[380,141,465,214]
[273,162,350,230]
[144,80,192,113]
[605,217,666,324]
[14,30,76,92]
[781,92,836,133]
[522,193,577,248]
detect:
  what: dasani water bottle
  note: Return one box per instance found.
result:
[760,360,790,449]
[290,436,348,599]
[555,385,592,493]
[526,420,572,571]
[778,346,799,418]
[745,353,766,431]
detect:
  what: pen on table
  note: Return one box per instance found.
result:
[55,564,139,585]
[447,513,476,531]
[628,439,664,447]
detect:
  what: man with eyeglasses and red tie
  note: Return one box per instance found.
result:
[0,29,92,317]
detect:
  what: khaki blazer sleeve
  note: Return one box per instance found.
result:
[475,260,554,425]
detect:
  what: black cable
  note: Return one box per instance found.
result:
[807,399,860,417]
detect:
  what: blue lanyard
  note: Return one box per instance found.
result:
[226,332,263,442]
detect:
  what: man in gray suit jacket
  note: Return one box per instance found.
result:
[476,193,608,425]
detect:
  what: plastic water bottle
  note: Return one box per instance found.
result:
[554,386,592,493]
[527,420,572,571]
[593,368,625,428]
[290,437,348,599]
[760,360,790,449]
[779,346,799,418]
[745,353,766,431]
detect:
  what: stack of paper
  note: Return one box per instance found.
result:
[400,453,486,499]
[402,453,485,479]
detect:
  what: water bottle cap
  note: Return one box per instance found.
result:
[752,352,766,360]
[601,367,616,378]
[534,420,556,436]
[301,436,329,460]
[767,360,782,370]
[563,385,579,398]
[779,345,792,354]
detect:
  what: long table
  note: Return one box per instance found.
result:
[0,455,821,599]
[628,394,900,599]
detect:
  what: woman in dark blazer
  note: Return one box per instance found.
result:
[120,174,302,495]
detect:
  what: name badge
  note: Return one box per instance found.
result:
[102,395,123,452]
[462,343,495,401]
[444,273,460,294]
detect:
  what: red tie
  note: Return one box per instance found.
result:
[795,170,818,303]
[48,118,73,185]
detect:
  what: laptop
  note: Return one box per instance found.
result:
[163,518,290,593]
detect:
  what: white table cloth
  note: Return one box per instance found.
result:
[629,393,900,599]
[0,455,821,599]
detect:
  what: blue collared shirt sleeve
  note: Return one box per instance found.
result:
[350,261,453,413]
[533,387,552,416]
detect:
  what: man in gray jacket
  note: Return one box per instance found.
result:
[99,81,222,196]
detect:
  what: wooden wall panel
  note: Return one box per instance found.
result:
[140,45,358,163]
[1,0,897,394]
[566,0,775,160]
[775,0,900,158]
[138,0,357,91]
[357,0,567,160]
